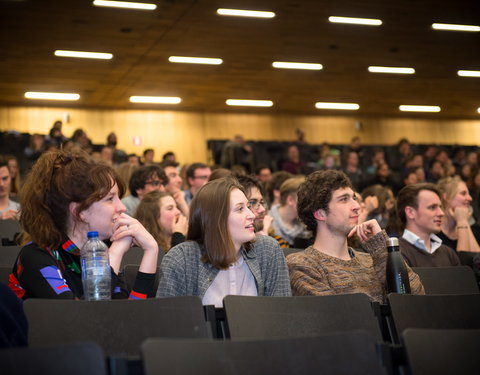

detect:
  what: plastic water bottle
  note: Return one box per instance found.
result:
[81,231,111,301]
[386,237,411,294]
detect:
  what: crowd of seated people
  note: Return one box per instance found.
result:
[0,129,479,315]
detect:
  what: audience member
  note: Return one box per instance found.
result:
[135,191,187,253]
[269,176,311,247]
[397,183,461,267]
[361,184,395,230]
[0,157,20,220]
[281,144,306,174]
[365,147,386,176]
[265,171,292,207]
[220,135,253,172]
[143,148,155,165]
[208,168,232,181]
[106,132,127,165]
[157,177,291,306]
[162,151,176,162]
[127,153,140,166]
[24,133,46,163]
[343,151,364,191]
[99,145,114,166]
[427,159,445,183]
[115,162,138,197]
[235,174,272,236]
[437,176,480,253]
[121,165,168,216]
[9,150,158,299]
[184,163,211,205]
[5,155,20,197]
[255,165,272,185]
[287,170,424,302]
[160,160,189,216]
[71,128,92,152]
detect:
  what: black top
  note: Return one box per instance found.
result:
[436,223,480,252]
[9,239,155,300]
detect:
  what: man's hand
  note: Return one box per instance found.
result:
[348,219,382,242]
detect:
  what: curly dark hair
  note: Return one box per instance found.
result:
[297,170,353,234]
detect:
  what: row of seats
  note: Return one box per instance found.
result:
[2,294,480,374]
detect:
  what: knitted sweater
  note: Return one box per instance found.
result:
[287,231,425,303]
[398,237,461,267]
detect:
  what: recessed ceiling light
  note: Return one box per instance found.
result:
[368,66,415,74]
[272,62,323,70]
[477,108,480,114]
[399,105,441,112]
[217,8,275,18]
[315,102,360,110]
[432,23,480,32]
[168,56,223,65]
[458,70,480,77]
[130,96,181,104]
[328,16,382,26]
[226,99,273,107]
[93,0,156,10]
[25,92,80,101]
[54,50,113,60]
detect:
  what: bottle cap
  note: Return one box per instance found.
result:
[87,231,99,238]
[387,237,399,247]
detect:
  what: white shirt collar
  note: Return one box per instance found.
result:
[402,229,443,254]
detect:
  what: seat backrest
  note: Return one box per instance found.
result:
[0,341,107,375]
[388,294,480,338]
[24,296,210,356]
[120,246,164,269]
[403,328,480,375]
[0,220,21,244]
[412,266,479,295]
[0,245,22,267]
[123,264,160,296]
[223,294,382,341]
[142,331,387,375]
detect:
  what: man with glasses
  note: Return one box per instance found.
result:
[235,174,272,236]
[121,165,168,216]
[184,163,211,205]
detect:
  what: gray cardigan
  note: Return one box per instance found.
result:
[156,235,292,299]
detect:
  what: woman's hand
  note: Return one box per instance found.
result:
[111,213,158,253]
[452,206,470,226]
[172,214,188,236]
[348,219,382,242]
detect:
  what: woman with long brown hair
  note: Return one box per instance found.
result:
[157,177,291,306]
[9,150,158,299]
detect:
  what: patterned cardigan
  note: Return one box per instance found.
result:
[156,235,292,299]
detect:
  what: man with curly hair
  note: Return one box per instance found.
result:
[286,170,424,303]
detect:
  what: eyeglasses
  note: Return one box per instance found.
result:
[248,199,267,210]
[145,180,163,187]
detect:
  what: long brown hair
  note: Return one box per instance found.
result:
[135,190,171,251]
[187,177,251,269]
[20,150,125,250]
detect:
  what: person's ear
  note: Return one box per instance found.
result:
[405,206,416,220]
[314,209,326,222]
[70,202,84,222]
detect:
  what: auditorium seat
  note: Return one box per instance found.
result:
[412,266,479,295]
[0,245,22,267]
[142,331,387,375]
[123,264,160,297]
[24,296,210,356]
[223,293,383,341]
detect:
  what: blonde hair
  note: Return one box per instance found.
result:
[437,176,463,208]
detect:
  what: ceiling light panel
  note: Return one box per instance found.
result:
[315,102,360,110]
[217,8,275,18]
[25,92,80,100]
[130,96,181,104]
[432,23,480,32]
[458,70,480,77]
[399,105,441,112]
[54,50,113,59]
[226,99,273,107]
[368,66,415,74]
[272,62,323,70]
[168,56,223,65]
[328,16,382,26]
[93,0,157,10]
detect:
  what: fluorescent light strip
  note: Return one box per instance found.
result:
[272,61,323,70]
[432,23,480,32]
[368,66,415,74]
[458,70,480,77]
[93,0,156,10]
[25,92,80,101]
[328,16,382,26]
[399,105,441,113]
[168,56,223,65]
[217,8,275,18]
[226,99,273,107]
[478,108,480,114]
[130,96,181,104]
[315,102,359,110]
[54,50,113,60]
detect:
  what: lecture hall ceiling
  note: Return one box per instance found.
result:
[1,0,480,118]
